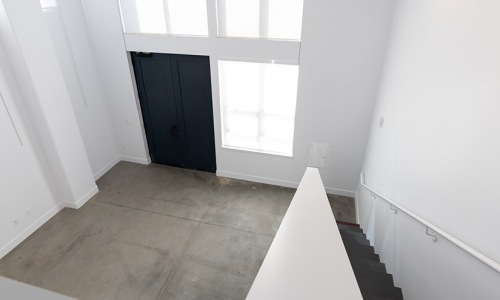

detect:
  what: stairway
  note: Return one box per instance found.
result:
[337,223,404,300]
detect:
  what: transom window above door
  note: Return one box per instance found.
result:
[217,0,304,40]
[117,0,304,40]
[118,0,209,36]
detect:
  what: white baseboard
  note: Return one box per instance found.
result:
[93,156,121,180]
[216,170,299,189]
[324,187,357,198]
[217,170,357,198]
[120,155,151,165]
[63,185,99,209]
[0,185,99,259]
[0,202,66,260]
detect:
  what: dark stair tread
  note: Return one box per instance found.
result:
[340,230,367,238]
[342,241,376,254]
[348,257,387,273]
[352,264,394,277]
[337,223,364,233]
[352,266,394,285]
[357,279,403,300]
[347,250,380,262]
[341,235,371,246]
[363,294,396,300]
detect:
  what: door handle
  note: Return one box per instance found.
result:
[171,125,178,137]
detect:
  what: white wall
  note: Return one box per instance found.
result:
[81,0,150,164]
[358,0,500,298]
[0,43,61,259]
[0,0,97,204]
[0,0,98,259]
[81,0,396,196]
[263,0,396,195]
[42,0,121,180]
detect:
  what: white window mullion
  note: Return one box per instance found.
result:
[259,0,269,39]
[257,64,266,150]
[216,0,227,36]
[163,0,172,34]
[206,0,218,38]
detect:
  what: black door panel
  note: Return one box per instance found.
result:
[131,53,216,172]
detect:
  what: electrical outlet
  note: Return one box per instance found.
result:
[26,209,31,217]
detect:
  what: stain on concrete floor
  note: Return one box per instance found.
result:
[0,162,356,299]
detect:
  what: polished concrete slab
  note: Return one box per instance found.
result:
[0,162,356,299]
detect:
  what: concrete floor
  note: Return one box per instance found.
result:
[327,194,357,224]
[0,162,355,299]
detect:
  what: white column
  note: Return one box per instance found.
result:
[0,0,97,207]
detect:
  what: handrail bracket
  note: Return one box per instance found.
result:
[426,227,438,243]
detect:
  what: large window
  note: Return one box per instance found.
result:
[217,0,304,40]
[118,0,208,36]
[219,60,299,156]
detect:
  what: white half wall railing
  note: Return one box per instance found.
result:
[0,276,75,299]
[360,173,500,274]
[247,168,362,300]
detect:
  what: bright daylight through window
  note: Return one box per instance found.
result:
[39,0,57,9]
[219,60,299,156]
[118,0,208,36]
[217,0,304,40]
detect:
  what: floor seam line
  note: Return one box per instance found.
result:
[93,200,201,223]
[156,221,202,300]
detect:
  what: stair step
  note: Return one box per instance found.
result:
[351,262,392,274]
[337,223,404,299]
[352,266,394,285]
[341,234,371,246]
[337,223,364,233]
[340,230,368,239]
[342,241,376,254]
[363,294,397,300]
[348,257,387,273]
[347,249,380,262]
[357,279,403,300]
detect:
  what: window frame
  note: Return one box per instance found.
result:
[218,58,300,157]
[118,0,209,36]
[216,0,304,41]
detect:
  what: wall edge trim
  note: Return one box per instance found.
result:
[120,155,151,165]
[93,156,121,180]
[216,170,298,189]
[63,185,98,209]
[0,202,66,260]
[325,187,357,198]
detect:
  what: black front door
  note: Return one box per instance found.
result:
[132,52,216,173]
